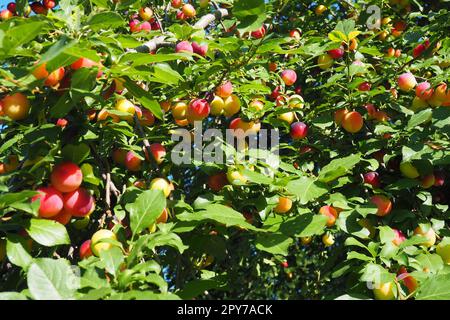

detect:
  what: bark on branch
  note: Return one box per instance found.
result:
[130,8,229,53]
[193,8,229,29]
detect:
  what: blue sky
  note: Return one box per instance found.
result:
[0,0,10,10]
[0,0,13,10]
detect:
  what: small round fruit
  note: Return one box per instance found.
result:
[50,161,83,193]
[91,230,117,256]
[370,195,392,216]
[322,233,335,246]
[318,54,333,70]
[280,69,297,86]
[436,240,450,265]
[210,96,225,116]
[2,93,30,120]
[149,143,166,164]
[334,109,349,126]
[373,282,396,300]
[398,72,417,92]
[413,225,436,247]
[51,209,72,225]
[342,111,363,133]
[319,205,338,227]
[226,168,247,185]
[290,122,308,140]
[207,172,228,192]
[216,81,233,98]
[32,186,64,218]
[399,162,419,179]
[301,237,312,245]
[223,95,241,117]
[274,197,292,214]
[79,240,93,259]
[149,178,171,197]
[63,187,95,217]
[125,151,142,172]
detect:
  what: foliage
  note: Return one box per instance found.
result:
[0,0,449,300]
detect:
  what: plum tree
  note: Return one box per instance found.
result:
[1,0,449,302]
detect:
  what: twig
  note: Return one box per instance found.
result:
[211,1,227,31]
[133,113,160,174]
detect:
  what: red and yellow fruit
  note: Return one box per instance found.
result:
[32,186,64,218]
[2,93,30,120]
[319,205,338,227]
[91,230,117,256]
[63,187,95,217]
[50,161,83,193]
[274,197,293,214]
[150,178,171,197]
[370,195,392,216]
[341,111,363,133]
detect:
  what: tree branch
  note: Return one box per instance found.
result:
[193,8,229,29]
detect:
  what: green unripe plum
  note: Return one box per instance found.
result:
[399,162,419,179]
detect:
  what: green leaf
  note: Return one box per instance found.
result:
[1,21,46,56]
[407,109,433,130]
[152,63,183,85]
[120,53,192,66]
[241,169,273,184]
[81,163,100,186]
[318,154,361,183]
[125,190,166,236]
[0,191,38,209]
[27,219,70,247]
[123,77,163,120]
[176,204,262,231]
[0,133,23,154]
[328,30,346,42]
[61,143,90,164]
[6,234,33,269]
[416,273,450,300]
[99,247,124,277]
[279,214,328,237]
[147,230,188,253]
[360,263,395,284]
[286,176,329,205]
[0,292,28,300]
[255,233,293,256]
[178,277,228,299]
[27,258,80,300]
[233,0,265,18]
[86,12,124,31]
[233,0,266,33]
[335,20,357,40]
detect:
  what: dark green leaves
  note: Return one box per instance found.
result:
[27,258,80,300]
[125,190,166,236]
[232,0,266,33]
[86,12,124,31]
[286,176,329,204]
[27,219,70,247]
